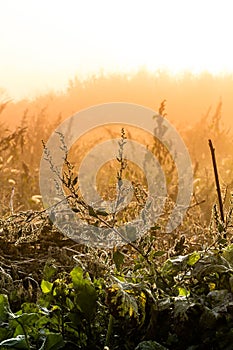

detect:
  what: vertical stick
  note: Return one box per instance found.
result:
[9,186,15,215]
[208,139,224,223]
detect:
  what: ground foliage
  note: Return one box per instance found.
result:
[0,99,233,349]
[0,213,233,350]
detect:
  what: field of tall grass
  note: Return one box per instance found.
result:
[1,73,233,232]
[0,72,233,349]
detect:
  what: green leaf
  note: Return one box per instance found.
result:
[41,280,54,294]
[153,250,166,257]
[70,266,84,288]
[223,244,233,266]
[0,294,13,322]
[66,297,74,311]
[162,256,185,277]
[0,334,28,349]
[187,252,201,266]
[70,267,97,319]
[0,327,10,342]
[135,340,169,349]
[107,281,140,321]
[43,261,58,281]
[74,284,97,319]
[39,332,65,350]
[96,209,109,216]
[177,286,190,297]
[13,312,39,325]
[20,302,40,314]
[88,205,98,217]
[35,315,50,329]
[113,250,125,271]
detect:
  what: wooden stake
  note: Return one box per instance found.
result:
[208,139,225,224]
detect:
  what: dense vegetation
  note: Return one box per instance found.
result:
[0,75,233,349]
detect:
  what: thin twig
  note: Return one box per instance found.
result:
[9,187,15,215]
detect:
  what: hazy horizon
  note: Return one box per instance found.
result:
[1,67,233,103]
[1,70,233,134]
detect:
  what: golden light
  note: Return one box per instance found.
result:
[0,0,233,99]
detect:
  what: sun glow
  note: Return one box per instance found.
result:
[1,0,233,99]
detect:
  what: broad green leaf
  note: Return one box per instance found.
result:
[11,322,24,337]
[70,266,84,288]
[13,312,39,325]
[162,257,185,276]
[223,244,233,266]
[0,327,10,342]
[10,312,39,336]
[66,297,74,311]
[39,332,65,350]
[161,259,175,276]
[107,281,140,321]
[20,302,40,314]
[71,267,97,319]
[0,334,28,349]
[35,315,50,329]
[41,280,54,294]
[43,261,58,281]
[74,284,97,319]
[0,294,13,322]
[187,252,201,266]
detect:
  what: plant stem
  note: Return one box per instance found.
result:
[105,314,114,348]
[16,319,31,350]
